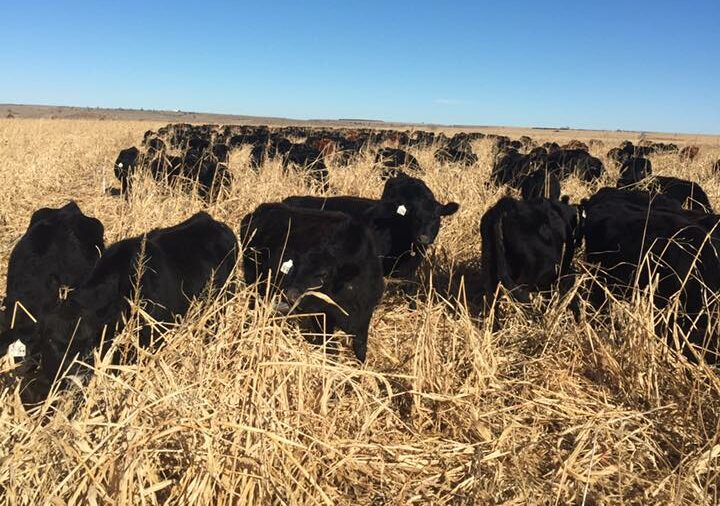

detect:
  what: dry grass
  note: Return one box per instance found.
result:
[0,119,720,504]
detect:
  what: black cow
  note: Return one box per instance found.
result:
[20,212,237,399]
[520,169,561,201]
[114,147,143,193]
[480,196,582,312]
[680,145,700,161]
[617,157,653,188]
[240,203,384,362]
[182,149,233,201]
[251,140,329,190]
[374,147,422,178]
[283,175,459,298]
[616,158,712,213]
[607,147,631,167]
[582,187,720,361]
[492,149,537,185]
[547,149,604,182]
[0,202,105,354]
[434,146,478,166]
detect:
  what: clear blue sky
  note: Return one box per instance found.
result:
[2,1,719,133]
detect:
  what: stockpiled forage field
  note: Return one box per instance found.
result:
[1,119,720,504]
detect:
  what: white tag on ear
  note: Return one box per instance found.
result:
[280,259,294,274]
[396,204,407,216]
[117,162,123,168]
[8,340,26,359]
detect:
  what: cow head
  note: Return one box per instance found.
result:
[277,247,359,313]
[618,157,652,188]
[379,175,460,245]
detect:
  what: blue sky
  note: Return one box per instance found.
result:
[1,1,718,133]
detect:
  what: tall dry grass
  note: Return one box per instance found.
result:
[0,119,719,504]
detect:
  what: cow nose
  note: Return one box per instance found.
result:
[417,234,431,245]
[286,288,301,303]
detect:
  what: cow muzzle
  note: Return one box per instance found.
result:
[417,234,431,245]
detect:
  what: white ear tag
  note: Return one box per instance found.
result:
[118,162,123,168]
[8,340,26,359]
[280,259,294,274]
[396,204,407,216]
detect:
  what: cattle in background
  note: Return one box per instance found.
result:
[616,157,712,212]
[283,175,460,300]
[374,147,422,178]
[582,187,720,362]
[562,140,589,152]
[0,202,105,356]
[492,148,538,186]
[520,169,561,201]
[250,138,329,190]
[19,212,237,400]
[547,149,604,182]
[434,145,478,166]
[541,141,561,154]
[240,203,384,362]
[680,145,700,161]
[480,196,582,314]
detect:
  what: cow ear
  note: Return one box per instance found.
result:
[440,202,460,216]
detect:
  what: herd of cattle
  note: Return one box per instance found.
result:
[2,122,720,404]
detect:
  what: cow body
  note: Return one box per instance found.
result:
[375,148,422,178]
[240,203,384,362]
[28,212,237,396]
[520,169,561,200]
[480,197,581,309]
[582,187,720,361]
[616,158,712,212]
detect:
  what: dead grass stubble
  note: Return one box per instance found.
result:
[0,120,719,504]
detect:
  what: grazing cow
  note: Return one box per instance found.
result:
[0,202,105,354]
[541,142,561,154]
[144,137,166,154]
[651,176,713,213]
[617,157,653,188]
[434,146,478,166]
[251,140,329,189]
[582,187,720,361]
[283,175,460,297]
[182,149,233,201]
[374,147,422,178]
[212,143,230,163]
[283,143,329,190]
[607,147,631,167]
[480,196,582,312]
[20,212,237,398]
[492,148,549,186]
[492,149,536,185]
[520,169,561,201]
[680,145,700,161]
[240,203,384,362]
[562,140,589,152]
[547,149,604,182]
[616,158,712,213]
